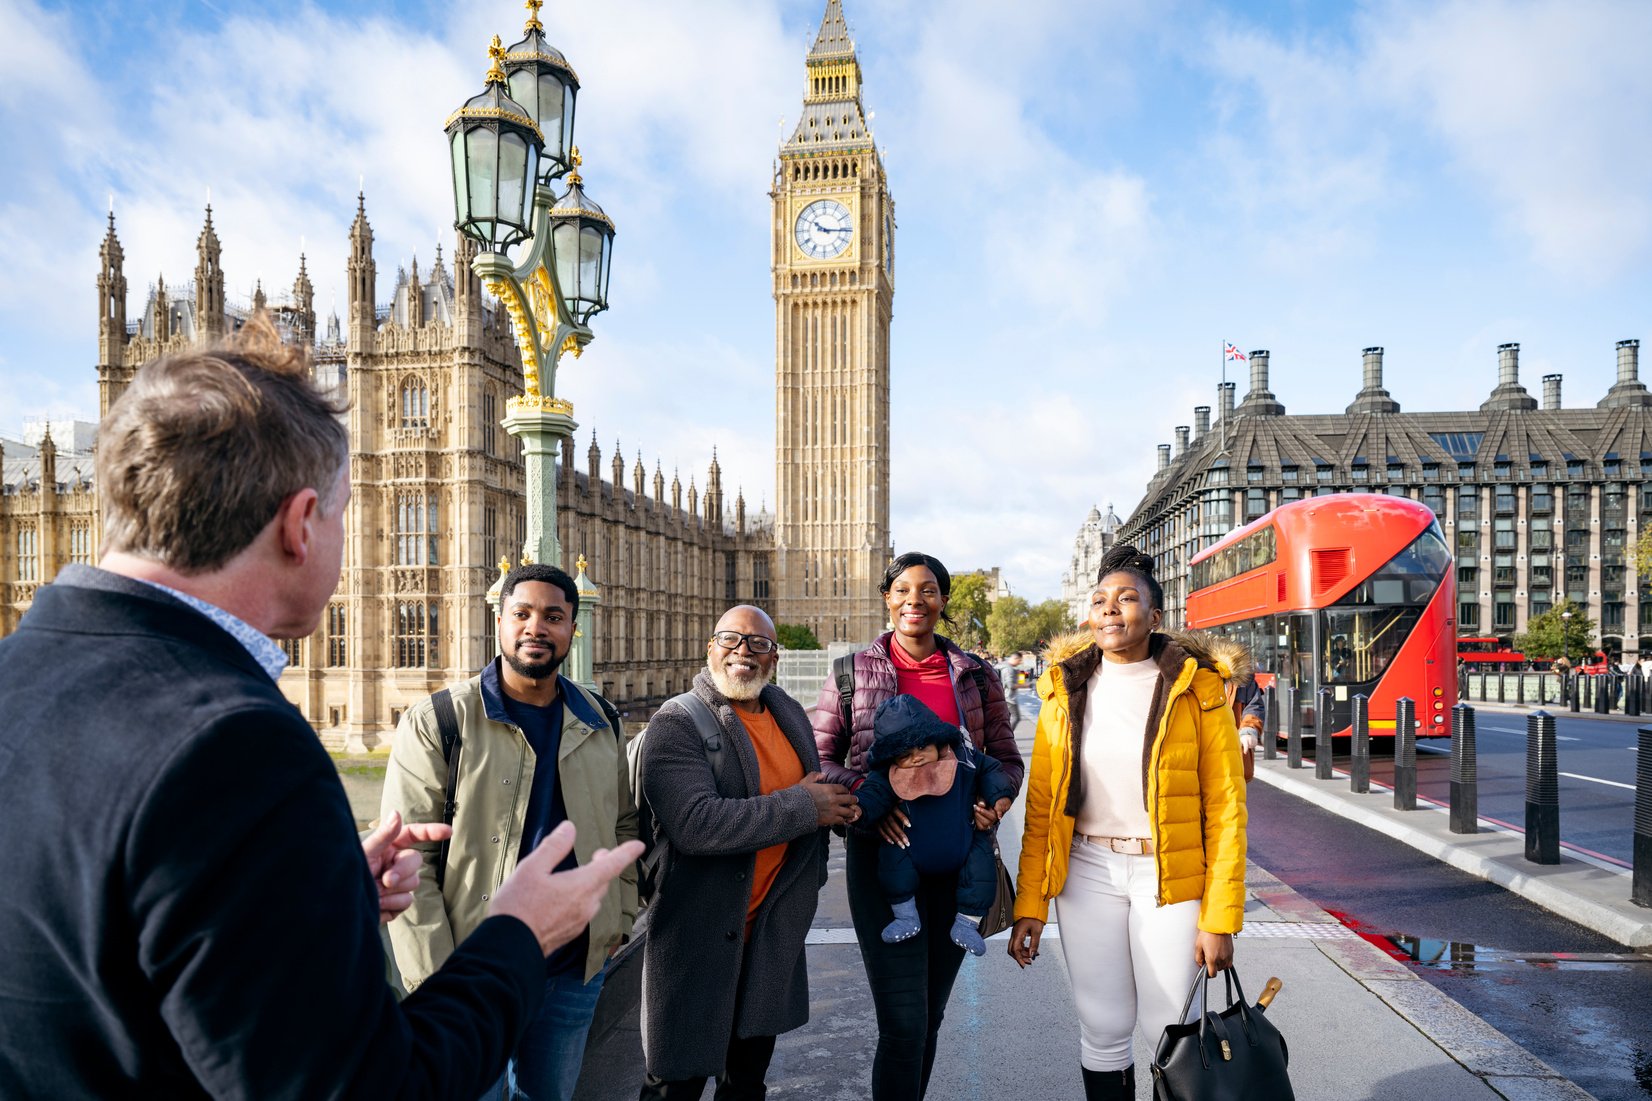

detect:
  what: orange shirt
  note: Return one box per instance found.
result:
[734,705,806,932]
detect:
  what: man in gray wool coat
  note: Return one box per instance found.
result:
[636,604,859,1099]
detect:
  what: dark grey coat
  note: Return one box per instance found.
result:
[637,672,829,1080]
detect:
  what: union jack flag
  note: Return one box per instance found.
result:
[1224,342,1247,363]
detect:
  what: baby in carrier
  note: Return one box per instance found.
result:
[853,695,1015,956]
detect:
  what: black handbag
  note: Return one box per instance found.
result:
[977,839,1016,938]
[1150,966,1293,1101]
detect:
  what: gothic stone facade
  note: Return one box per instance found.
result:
[2,203,774,748]
[1120,343,1652,660]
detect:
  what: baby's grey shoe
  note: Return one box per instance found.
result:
[951,913,986,956]
[881,898,922,944]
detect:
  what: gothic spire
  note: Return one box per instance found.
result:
[809,0,853,60]
[195,204,225,339]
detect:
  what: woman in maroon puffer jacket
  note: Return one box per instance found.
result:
[812,551,1024,1100]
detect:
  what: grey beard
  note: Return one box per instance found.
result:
[708,663,772,701]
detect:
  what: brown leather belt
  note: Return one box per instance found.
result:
[1078,834,1154,855]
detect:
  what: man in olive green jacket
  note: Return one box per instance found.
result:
[383,565,638,1101]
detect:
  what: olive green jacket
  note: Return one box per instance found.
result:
[381,663,639,987]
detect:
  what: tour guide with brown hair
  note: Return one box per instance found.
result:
[0,316,641,1099]
[382,563,638,1101]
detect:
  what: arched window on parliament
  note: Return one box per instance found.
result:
[280,638,303,667]
[69,521,92,565]
[400,377,429,429]
[394,601,439,668]
[326,604,347,667]
[396,493,439,566]
[17,525,37,582]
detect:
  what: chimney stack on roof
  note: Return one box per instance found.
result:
[1600,338,1651,408]
[1217,381,1236,423]
[1174,425,1190,458]
[1347,345,1399,414]
[1542,373,1562,411]
[1157,443,1171,471]
[1236,350,1284,416]
[1481,341,1537,412]
[1194,406,1211,438]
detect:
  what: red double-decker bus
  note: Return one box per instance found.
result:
[1183,494,1456,739]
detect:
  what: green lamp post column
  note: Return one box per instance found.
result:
[447,10,615,690]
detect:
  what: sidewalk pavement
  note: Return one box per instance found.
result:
[1250,751,1652,948]
[572,716,1595,1100]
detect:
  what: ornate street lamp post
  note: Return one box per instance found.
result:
[445,0,615,688]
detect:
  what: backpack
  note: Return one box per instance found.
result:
[627,691,734,906]
[832,649,998,739]
[427,683,623,891]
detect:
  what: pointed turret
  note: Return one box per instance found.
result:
[735,488,746,534]
[347,191,377,348]
[252,279,267,312]
[653,462,665,502]
[406,254,424,328]
[97,211,127,364]
[587,430,602,484]
[705,449,723,525]
[195,205,225,340]
[786,0,870,153]
[291,253,315,340]
[453,232,481,338]
[632,451,645,501]
[97,211,131,416]
[687,477,699,521]
[611,438,624,489]
[38,425,56,497]
[671,468,682,512]
[154,274,171,342]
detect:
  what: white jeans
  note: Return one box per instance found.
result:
[1054,836,1202,1072]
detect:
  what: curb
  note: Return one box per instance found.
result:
[1252,760,1652,948]
[1246,864,1597,1100]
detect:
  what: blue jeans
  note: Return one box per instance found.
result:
[480,967,606,1101]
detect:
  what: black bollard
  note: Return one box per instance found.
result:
[1263,683,1279,761]
[1516,670,1526,706]
[1287,685,1304,769]
[1629,668,1642,718]
[1525,711,1560,865]
[1350,694,1371,794]
[1458,663,1469,700]
[1635,727,1652,908]
[1497,672,1507,704]
[1450,703,1478,833]
[1393,697,1417,810]
[1316,688,1335,779]
[1569,672,1581,713]
[1595,674,1609,714]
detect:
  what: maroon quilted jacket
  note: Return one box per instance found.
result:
[811,632,1024,794]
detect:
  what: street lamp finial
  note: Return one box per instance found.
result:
[524,0,544,32]
[567,145,583,186]
[485,35,508,84]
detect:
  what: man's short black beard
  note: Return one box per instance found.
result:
[504,645,566,682]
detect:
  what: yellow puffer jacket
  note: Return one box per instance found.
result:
[1013,630,1247,934]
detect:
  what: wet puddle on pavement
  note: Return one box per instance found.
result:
[1326,909,1652,972]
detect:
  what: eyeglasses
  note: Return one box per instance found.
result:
[710,631,778,655]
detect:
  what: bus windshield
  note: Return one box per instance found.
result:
[1319,525,1450,687]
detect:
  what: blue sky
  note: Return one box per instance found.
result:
[3,0,1649,601]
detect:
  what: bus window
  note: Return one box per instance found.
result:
[1321,607,1423,685]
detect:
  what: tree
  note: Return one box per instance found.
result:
[1634,528,1652,580]
[943,571,994,652]
[776,623,822,651]
[986,596,1074,655]
[1514,600,1595,665]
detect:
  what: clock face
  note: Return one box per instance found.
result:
[795,199,853,260]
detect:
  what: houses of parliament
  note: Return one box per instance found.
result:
[0,1,895,748]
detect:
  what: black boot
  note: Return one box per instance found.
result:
[1080,1063,1135,1101]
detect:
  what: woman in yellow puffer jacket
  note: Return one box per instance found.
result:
[1008,546,1246,1101]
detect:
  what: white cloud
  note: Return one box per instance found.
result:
[1365,0,1652,279]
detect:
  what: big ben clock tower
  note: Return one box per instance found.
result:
[772,0,894,644]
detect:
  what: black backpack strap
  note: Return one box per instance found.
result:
[833,654,856,734]
[670,691,730,790]
[587,685,624,744]
[431,688,460,892]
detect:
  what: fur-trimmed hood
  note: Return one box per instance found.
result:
[1039,628,1246,698]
